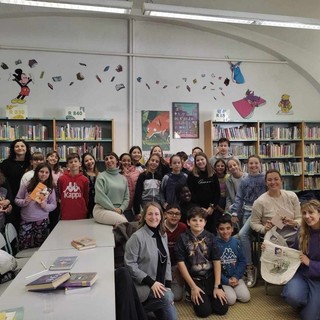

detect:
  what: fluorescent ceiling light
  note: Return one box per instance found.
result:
[0,0,132,14]
[143,3,320,30]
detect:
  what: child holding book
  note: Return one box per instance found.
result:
[160,154,188,209]
[15,163,56,249]
[216,215,250,306]
[58,153,89,220]
[175,206,228,318]
[164,204,187,301]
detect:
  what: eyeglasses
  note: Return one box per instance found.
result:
[166,211,181,217]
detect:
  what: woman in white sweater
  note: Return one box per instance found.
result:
[251,169,301,247]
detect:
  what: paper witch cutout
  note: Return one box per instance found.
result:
[232,89,266,119]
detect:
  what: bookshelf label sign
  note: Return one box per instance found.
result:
[65,106,85,120]
[6,104,28,119]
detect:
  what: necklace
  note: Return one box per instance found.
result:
[158,249,167,264]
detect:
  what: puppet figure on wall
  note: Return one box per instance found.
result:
[277,94,293,115]
[228,60,245,84]
[232,89,266,119]
[11,68,32,104]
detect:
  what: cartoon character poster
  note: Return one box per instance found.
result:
[172,102,199,139]
[277,94,293,115]
[141,110,170,151]
[232,89,266,119]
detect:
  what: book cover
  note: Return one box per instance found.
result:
[71,237,96,251]
[30,182,51,204]
[25,272,70,291]
[62,272,98,287]
[65,286,91,295]
[49,256,78,271]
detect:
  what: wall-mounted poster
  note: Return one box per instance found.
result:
[141,110,170,151]
[172,102,199,139]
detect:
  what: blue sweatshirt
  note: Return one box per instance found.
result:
[216,236,247,285]
[233,173,266,213]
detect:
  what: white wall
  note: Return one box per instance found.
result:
[0,16,319,156]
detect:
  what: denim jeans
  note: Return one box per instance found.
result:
[282,271,320,320]
[143,289,177,320]
[238,210,252,265]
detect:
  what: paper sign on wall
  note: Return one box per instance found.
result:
[213,108,230,122]
[66,106,85,120]
[6,104,28,119]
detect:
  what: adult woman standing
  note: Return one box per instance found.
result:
[0,139,31,230]
[251,169,301,247]
[187,152,220,233]
[93,152,129,226]
[282,199,320,320]
[124,202,177,320]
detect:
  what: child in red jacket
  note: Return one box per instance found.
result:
[58,153,89,220]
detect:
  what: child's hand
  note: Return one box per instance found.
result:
[231,216,239,224]
[283,217,298,228]
[25,195,32,204]
[229,277,239,287]
[261,242,266,252]
[4,204,12,213]
[39,200,47,209]
[213,287,228,305]
[190,286,205,305]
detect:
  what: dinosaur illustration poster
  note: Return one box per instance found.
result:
[232,89,266,119]
[141,110,170,151]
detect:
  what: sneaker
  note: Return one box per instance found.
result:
[246,266,257,288]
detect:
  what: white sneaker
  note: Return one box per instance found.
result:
[246,266,257,288]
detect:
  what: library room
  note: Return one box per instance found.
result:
[0,0,319,319]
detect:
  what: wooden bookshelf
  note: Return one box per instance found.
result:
[0,118,113,170]
[204,120,320,191]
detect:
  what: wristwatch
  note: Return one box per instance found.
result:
[214,284,223,289]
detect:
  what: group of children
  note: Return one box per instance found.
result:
[0,138,319,319]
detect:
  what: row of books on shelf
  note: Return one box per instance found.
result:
[56,143,104,161]
[0,146,53,160]
[304,160,320,175]
[304,144,320,157]
[212,125,257,140]
[304,126,320,140]
[0,123,49,141]
[259,143,296,158]
[213,145,256,158]
[56,124,102,141]
[259,125,301,140]
[304,177,320,190]
[257,161,302,175]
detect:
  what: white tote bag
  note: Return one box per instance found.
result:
[0,249,17,275]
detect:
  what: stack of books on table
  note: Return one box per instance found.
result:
[71,237,97,251]
[25,272,98,295]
